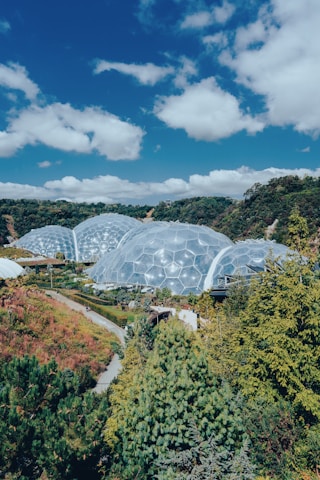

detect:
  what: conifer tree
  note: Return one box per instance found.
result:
[107,319,246,479]
[0,355,110,479]
[234,259,320,422]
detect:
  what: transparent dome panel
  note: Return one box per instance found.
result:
[74,213,140,262]
[206,240,292,289]
[0,259,25,279]
[180,266,202,288]
[88,222,233,294]
[15,225,76,260]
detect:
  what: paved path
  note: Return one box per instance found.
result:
[92,354,122,393]
[45,290,126,391]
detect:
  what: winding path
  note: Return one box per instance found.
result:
[45,290,126,392]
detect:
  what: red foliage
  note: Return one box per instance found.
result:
[0,286,114,377]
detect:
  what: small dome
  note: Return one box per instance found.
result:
[14,226,76,260]
[74,213,141,262]
[0,258,25,279]
[204,239,291,289]
[88,222,233,295]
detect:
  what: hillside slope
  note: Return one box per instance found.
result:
[1,175,319,245]
[0,283,116,379]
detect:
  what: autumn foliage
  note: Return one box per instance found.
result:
[0,284,115,377]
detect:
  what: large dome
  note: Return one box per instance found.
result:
[0,258,25,279]
[14,226,76,260]
[74,213,140,262]
[204,239,291,290]
[88,222,233,295]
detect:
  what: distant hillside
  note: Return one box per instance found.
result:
[214,175,320,244]
[1,175,320,246]
[152,196,234,226]
[0,199,151,244]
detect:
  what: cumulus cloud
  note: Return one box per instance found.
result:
[94,60,174,86]
[186,166,320,196]
[2,167,320,204]
[0,19,11,34]
[0,103,145,160]
[181,1,235,29]
[221,0,320,136]
[0,182,52,200]
[154,77,264,141]
[0,62,40,101]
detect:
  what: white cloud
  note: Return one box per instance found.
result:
[94,60,174,86]
[213,1,235,24]
[0,63,40,101]
[181,11,212,30]
[221,0,320,136]
[0,103,145,160]
[154,77,264,141]
[0,19,11,34]
[38,161,52,168]
[173,56,198,88]
[202,32,229,49]
[2,167,320,204]
[298,146,310,153]
[187,166,320,196]
[136,0,157,25]
[0,182,52,200]
[181,1,235,30]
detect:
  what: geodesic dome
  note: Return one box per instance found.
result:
[0,258,25,279]
[88,222,233,295]
[74,213,140,262]
[14,225,76,260]
[203,239,292,290]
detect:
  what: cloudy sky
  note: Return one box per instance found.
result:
[0,0,320,204]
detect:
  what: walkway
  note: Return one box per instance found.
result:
[45,290,126,392]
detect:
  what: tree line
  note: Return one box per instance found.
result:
[1,175,320,246]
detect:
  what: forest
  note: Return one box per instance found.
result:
[1,175,320,246]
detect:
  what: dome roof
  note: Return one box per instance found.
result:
[14,225,76,260]
[88,222,233,295]
[14,214,141,262]
[74,213,140,262]
[204,239,291,289]
[0,258,25,279]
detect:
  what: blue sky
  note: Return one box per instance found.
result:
[0,0,319,204]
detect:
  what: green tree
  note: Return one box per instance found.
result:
[108,320,246,479]
[156,423,255,480]
[194,290,215,322]
[287,205,310,255]
[155,287,172,305]
[0,355,110,479]
[234,259,320,422]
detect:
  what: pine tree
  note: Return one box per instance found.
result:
[0,355,110,479]
[107,319,246,479]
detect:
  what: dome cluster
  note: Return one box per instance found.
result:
[14,214,140,262]
[14,213,292,295]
